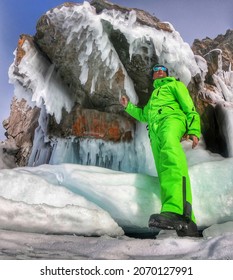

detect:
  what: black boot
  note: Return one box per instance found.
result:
[148,212,200,237]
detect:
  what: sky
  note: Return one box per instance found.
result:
[0,0,232,140]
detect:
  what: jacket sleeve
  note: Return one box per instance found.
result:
[125,101,149,123]
[174,81,201,138]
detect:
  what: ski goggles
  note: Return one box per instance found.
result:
[153,66,168,72]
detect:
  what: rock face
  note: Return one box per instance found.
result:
[192,29,233,73]
[2,0,233,169]
[191,29,233,155]
[3,97,40,166]
[33,0,164,109]
[48,105,134,142]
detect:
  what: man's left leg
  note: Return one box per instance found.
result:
[149,116,199,236]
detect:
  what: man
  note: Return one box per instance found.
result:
[120,64,201,237]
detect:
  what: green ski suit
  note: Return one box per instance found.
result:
[125,76,201,222]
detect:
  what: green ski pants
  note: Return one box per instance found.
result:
[150,115,195,222]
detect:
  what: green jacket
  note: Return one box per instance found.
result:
[125,76,201,138]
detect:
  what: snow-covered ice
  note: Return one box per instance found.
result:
[1,140,233,260]
[0,140,232,236]
[0,225,233,260]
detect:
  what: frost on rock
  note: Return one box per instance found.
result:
[6,2,233,170]
[8,39,74,124]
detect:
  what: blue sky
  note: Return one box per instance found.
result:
[0,0,232,140]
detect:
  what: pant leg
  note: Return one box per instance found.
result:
[150,115,195,222]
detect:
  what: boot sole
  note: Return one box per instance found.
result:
[149,218,187,231]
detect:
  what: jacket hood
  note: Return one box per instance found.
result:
[153,76,176,88]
